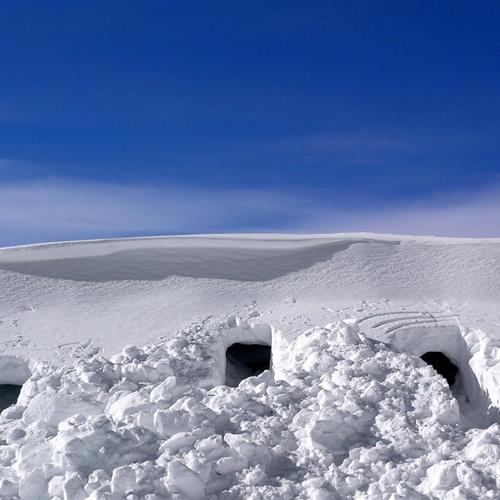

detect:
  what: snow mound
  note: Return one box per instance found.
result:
[1,319,499,499]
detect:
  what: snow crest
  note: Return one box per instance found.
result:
[1,320,499,499]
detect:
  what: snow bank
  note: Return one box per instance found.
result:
[1,319,499,499]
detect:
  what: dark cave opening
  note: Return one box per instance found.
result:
[421,351,459,387]
[225,343,271,387]
[0,384,22,412]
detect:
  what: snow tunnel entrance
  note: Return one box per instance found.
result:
[0,384,22,412]
[388,324,498,427]
[225,343,271,387]
[421,352,459,387]
[0,356,31,413]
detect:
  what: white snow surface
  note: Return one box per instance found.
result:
[1,233,500,498]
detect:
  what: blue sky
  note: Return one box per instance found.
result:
[1,1,500,245]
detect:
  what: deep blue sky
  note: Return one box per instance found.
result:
[1,1,500,244]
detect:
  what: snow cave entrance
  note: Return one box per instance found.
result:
[0,385,23,412]
[421,351,459,388]
[389,324,498,427]
[0,356,31,413]
[225,343,272,387]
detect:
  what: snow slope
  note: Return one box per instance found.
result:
[1,234,500,498]
[1,233,500,360]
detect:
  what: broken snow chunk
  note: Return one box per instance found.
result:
[6,426,26,443]
[206,387,272,416]
[52,435,91,473]
[241,464,268,486]
[162,424,214,453]
[153,408,209,438]
[194,434,227,459]
[422,460,460,491]
[17,440,52,473]
[162,431,200,452]
[122,344,144,360]
[121,361,160,383]
[0,478,18,497]
[23,389,102,426]
[62,472,87,500]
[464,424,500,464]
[136,409,156,431]
[306,417,360,455]
[302,477,335,500]
[166,460,205,499]
[149,359,173,377]
[107,389,151,421]
[78,370,102,385]
[328,320,363,345]
[215,455,248,475]
[429,391,460,425]
[86,492,120,500]
[111,465,137,495]
[223,433,270,465]
[85,469,110,495]
[149,376,189,403]
[1,404,25,420]
[47,475,64,498]
[0,445,16,465]
[19,467,49,500]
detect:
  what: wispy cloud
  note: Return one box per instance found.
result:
[270,130,418,167]
[0,179,315,246]
[301,185,500,238]
[0,178,499,247]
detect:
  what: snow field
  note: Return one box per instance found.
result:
[1,318,500,499]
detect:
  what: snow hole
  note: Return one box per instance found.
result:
[219,322,273,387]
[389,324,497,427]
[0,356,31,413]
[0,385,23,412]
[420,351,459,387]
[225,343,271,387]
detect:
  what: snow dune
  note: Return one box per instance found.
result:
[1,233,500,293]
[0,237,357,282]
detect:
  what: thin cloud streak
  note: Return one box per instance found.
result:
[0,178,499,246]
[269,130,419,167]
[0,179,316,246]
[305,186,500,238]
